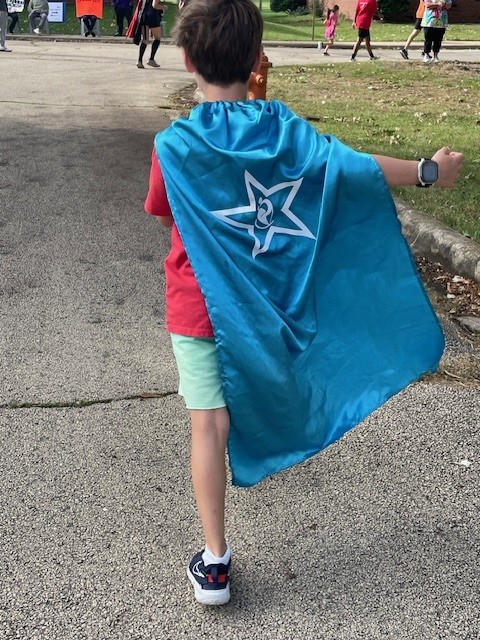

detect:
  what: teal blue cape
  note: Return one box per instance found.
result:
[155,100,444,487]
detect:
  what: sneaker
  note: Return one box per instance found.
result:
[0,46,12,52]
[400,48,409,60]
[136,61,145,68]
[91,31,96,37]
[370,55,380,60]
[33,27,41,35]
[433,55,439,63]
[187,550,231,606]
[147,59,160,68]
[349,56,356,62]
[423,53,431,64]
[323,51,330,56]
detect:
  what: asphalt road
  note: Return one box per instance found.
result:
[1,40,479,640]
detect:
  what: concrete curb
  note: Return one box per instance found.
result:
[7,34,480,49]
[396,197,480,282]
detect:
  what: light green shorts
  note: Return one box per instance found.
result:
[170,333,226,410]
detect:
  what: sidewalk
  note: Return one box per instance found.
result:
[8,32,480,49]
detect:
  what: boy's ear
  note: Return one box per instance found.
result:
[252,46,264,73]
[181,48,196,73]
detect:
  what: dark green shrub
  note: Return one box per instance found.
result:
[270,0,307,14]
[378,0,410,21]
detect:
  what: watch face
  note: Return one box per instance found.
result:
[422,160,439,183]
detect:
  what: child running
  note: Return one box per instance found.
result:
[322,4,339,56]
[144,0,464,606]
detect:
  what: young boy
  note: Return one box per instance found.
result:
[145,0,464,606]
[350,0,381,61]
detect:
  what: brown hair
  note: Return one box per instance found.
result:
[173,0,263,86]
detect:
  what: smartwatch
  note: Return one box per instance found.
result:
[417,158,439,188]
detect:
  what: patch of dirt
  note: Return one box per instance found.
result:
[415,257,480,387]
[415,257,480,320]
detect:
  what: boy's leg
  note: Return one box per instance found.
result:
[190,407,230,557]
[364,36,375,58]
[350,37,362,59]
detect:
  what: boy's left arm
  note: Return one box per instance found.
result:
[145,150,174,227]
[373,146,464,188]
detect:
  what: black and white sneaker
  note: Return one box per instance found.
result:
[187,550,231,605]
[400,48,409,60]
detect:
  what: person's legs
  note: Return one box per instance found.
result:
[8,12,18,34]
[147,25,161,67]
[137,26,148,67]
[115,8,123,35]
[405,27,421,49]
[0,11,7,48]
[37,11,48,28]
[324,37,333,54]
[350,36,363,59]
[364,35,375,58]
[190,407,230,557]
[170,333,231,605]
[432,28,445,59]
[423,27,433,61]
[28,10,38,31]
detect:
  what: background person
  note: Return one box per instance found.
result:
[322,4,339,56]
[400,0,426,59]
[27,0,48,34]
[422,0,451,63]
[350,0,381,61]
[0,0,12,50]
[112,0,132,36]
[129,0,166,69]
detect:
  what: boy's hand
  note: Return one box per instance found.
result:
[432,147,464,188]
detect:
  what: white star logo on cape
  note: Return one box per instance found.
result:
[211,171,316,259]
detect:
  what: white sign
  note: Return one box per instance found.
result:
[48,1,66,22]
[6,0,24,12]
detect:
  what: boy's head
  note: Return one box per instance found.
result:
[174,0,263,86]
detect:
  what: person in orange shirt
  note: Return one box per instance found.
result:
[400,0,425,59]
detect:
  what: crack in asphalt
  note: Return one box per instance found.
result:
[0,390,176,410]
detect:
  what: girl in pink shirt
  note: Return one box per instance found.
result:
[322,5,339,56]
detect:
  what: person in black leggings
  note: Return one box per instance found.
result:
[81,14,97,37]
[136,0,166,69]
[421,0,452,63]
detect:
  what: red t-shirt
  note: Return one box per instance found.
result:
[355,0,378,29]
[144,151,214,338]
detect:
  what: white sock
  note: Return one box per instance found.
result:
[203,543,231,566]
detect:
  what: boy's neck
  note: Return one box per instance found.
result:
[196,78,249,103]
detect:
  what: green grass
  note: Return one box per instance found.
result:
[13,2,480,40]
[267,62,480,242]
[261,13,480,42]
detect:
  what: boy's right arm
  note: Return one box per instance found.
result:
[373,146,464,188]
